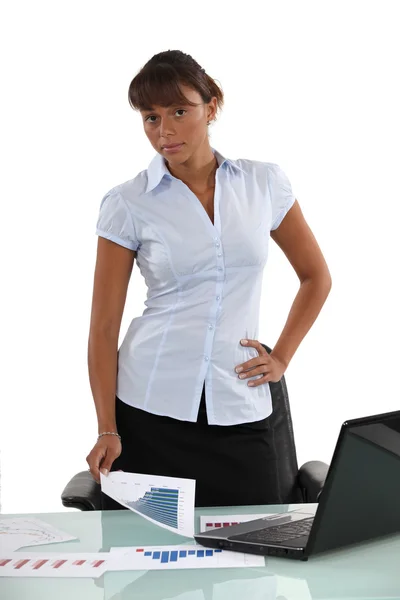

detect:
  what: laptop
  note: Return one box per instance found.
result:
[194,409,400,560]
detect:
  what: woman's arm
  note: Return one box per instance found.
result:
[270,199,332,368]
[88,237,136,434]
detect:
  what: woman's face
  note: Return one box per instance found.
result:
[140,84,217,163]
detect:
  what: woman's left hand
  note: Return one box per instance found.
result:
[234,339,287,386]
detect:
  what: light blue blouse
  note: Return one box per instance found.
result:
[95,148,296,425]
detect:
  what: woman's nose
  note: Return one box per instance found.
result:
[159,119,176,137]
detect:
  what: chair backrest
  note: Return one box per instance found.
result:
[262,343,303,503]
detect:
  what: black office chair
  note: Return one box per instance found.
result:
[61,343,329,511]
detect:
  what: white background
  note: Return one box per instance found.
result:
[1,0,399,514]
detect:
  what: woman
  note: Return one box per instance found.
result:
[86,50,332,509]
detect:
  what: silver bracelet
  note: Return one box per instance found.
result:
[98,431,121,441]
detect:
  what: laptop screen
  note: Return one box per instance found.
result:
[307,412,400,556]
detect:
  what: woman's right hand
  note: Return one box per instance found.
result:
[86,436,122,484]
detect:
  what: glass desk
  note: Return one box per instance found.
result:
[1,503,399,599]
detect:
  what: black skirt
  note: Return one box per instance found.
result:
[101,381,283,509]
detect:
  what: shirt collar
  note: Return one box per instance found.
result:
[145,146,244,194]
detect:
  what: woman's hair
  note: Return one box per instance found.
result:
[128,50,224,124]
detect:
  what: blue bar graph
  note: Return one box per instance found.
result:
[136,548,222,564]
[127,487,179,529]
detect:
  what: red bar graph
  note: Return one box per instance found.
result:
[0,554,108,577]
[92,560,105,568]
[0,559,12,567]
[52,560,68,569]
[14,559,30,569]
[206,521,240,529]
[33,559,48,570]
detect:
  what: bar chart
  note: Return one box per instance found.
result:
[200,514,274,532]
[101,471,196,537]
[127,487,179,529]
[204,520,240,530]
[136,546,222,564]
[0,553,110,578]
[110,545,265,570]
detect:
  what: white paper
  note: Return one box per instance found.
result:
[109,545,265,570]
[0,552,110,578]
[101,471,195,538]
[0,517,77,552]
[199,514,274,532]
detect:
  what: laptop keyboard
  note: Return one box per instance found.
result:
[231,517,314,544]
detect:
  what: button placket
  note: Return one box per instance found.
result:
[203,179,224,371]
[204,283,223,366]
[214,237,224,273]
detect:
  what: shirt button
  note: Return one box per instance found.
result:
[215,242,220,248]
[208,324,213,330]
[217,266,223,271]
[216,295,220,300]
[217,253,222,257]
[205,356,209,361]
[214,237,219,241]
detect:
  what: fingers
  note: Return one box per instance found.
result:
[100,448,117,477]
[238,364,270,380]
[87,448,106,484]
[240,338,266,353]
[87,446,109,484]
[247,374,271,387]
[235,356,267,375]
[86,441,122,484]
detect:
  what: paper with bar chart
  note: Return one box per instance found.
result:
[100,471,195,537]
[199,514,274,532]
[110,545,265,570]
[0,553,110,578]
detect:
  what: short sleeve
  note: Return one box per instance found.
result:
[95,189,139,251]
[268,164,296,231]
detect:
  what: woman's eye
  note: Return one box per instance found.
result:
[145,109,186,123]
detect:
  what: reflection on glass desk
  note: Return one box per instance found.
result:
[1,503,400,600]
